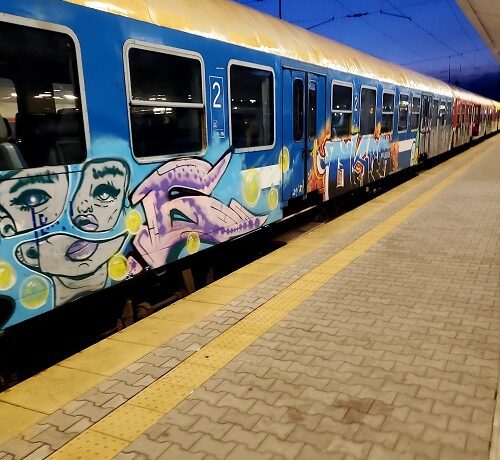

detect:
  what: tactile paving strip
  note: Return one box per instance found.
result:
[91,404,163,441]
[129,382,192,413]
[49,430,128,460]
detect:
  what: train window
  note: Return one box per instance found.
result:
[0,78,17,138]
[127,46,204,159]
[381,92,394,133]
[432,100,439,128]
[0,20,86,170]
[410,96,420,131]
[293,79,304,142]
[360,87,376,136]
[331,83,352,138]
[230,63,274,150]
[308,81,317,139]
[398,94,409,132]
[439,102,446,126]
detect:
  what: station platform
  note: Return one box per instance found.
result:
[0,135,499,460]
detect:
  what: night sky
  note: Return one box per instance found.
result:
[234,0,500,100]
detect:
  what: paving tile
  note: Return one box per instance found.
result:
[113,317,192,347]
[0,366,104,415]
[0,438,43,459]
[0,403,45,444]
[190,434,237,458]
[23,444,54,460]
[59,339,153,377]
[29,426,75,450]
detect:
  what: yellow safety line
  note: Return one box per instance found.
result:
[48,146,489,459]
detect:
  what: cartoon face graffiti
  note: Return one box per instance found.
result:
[16,233,126,305]
[71,160,129,232]
[0,169,69,237]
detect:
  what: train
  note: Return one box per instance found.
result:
[0,0,498,331]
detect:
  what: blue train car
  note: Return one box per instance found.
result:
[0,0,497,330]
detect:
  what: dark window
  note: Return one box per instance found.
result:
[439,101,446,126]
[128,47,204,158]
[432,100,439,128]
[421,97,430,130]
[398,94,409,132]
[360,87,376,136]
[308,81,317,139]
[230,65,274,149]
[293,79,303,142]
[411,97,420,130]
[0,21,86,170]
[331,83,352,138]
[381,92,394,133]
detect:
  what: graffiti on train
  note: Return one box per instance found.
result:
[71,159,130,232]
[0,149,271,328]
[130,148,267,268]
[304,121,416,201]
[0,166,69,237]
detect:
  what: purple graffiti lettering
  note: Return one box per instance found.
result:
[132,149,268,268]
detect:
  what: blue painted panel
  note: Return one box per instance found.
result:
[0,1,285,330]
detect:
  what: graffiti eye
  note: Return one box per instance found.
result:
[10,189,51,211]
[170,209,196,224]
[93,183,120,203]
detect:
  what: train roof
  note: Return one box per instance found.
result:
[450,86,497,106]
[65,0,498,106]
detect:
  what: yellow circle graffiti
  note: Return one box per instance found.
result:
[108,255,129,281]
[125,210,142,234]
[0,261,16,291]
[278,147,290,173]
[268,187,279,211]
[21,276,49,309]
[186,232,201,255]
[242,169,261,207]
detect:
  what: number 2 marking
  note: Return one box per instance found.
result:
[212,81,222,108]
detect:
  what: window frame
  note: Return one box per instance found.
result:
[123,39,207,163]
[410,95,421,132]
[359,85,377,136]
[227,59,276,153]
[397,92,409,133]
[381,89,395,134]
[331,80,353,138]
[0,13,90,166]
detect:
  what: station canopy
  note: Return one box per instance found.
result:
[455,0,500,61]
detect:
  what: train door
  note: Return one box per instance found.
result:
[466,105,472,140]
[282,68,325,201]
[419,95,431,160]
[437,101,444,155]
[472,104,480,137]
[444,101,453,151]
[305,74,326,194]
[429,98,439,157]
